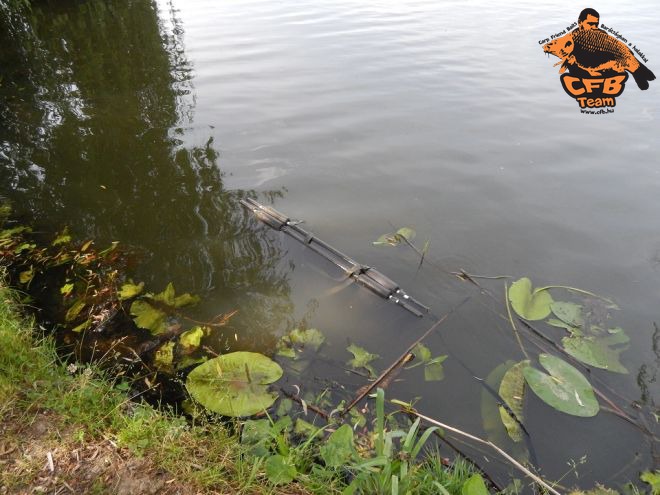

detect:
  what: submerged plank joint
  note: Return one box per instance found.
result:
[240,198,429,317]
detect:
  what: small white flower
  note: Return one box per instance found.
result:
[67,363,78,374]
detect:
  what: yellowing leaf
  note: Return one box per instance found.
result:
[19,267,34,284]
[118,282,144,300]
[180,326,205,351]
[65,299,86,322]
[498,360,529,443]
[130,300,167,334]
[154,342,175,369]
[60,283,74,296]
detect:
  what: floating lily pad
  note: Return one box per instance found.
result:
[130,300,167,335]
[547,318,582,336]
[346,344,379,377]
[523,354,599,417]
[562,336,628,374]
[154,342,175,369]
[498,360,529,443]
[119,282,144,300]
[180,326,206,352]
[551,302,583,327]
[509,278,554,320]
[186,352,283,417]
[424,355,448,382]
[288,328,325,351]
[152,282,200,308]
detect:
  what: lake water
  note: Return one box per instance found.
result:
[1,0,658,490]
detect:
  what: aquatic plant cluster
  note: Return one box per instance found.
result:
[2,208,659,493]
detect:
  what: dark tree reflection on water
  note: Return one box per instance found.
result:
[0,1,293,348]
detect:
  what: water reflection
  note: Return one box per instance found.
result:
[0,0,293,340]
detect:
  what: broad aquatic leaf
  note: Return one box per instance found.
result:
[186,352,283,417]
[130,300,167,335]
[562,336,628,374]
[52,229,71,246]
[498,360,529,443]
[154,342,174,368]
[424,355,447,382]
[509,278,554,320]
[153,282,200,308]
[412,342,432,363]
[65,299,86,322]
[179,326,205,351]
[320,424,355,467]
[568,485,621,495]
[346,344,379,377]
[396,227,416,242]
[461,473,489,495]
[551,302,583,327]
[288,328,325,351]
[523,354,599,417]
[480,361,529,462]
[118,282,144,300]
[276,346,296,359]
[294,418,317,437]
[640,470,660,494]
[265,454,297,484]
[547,318,582,336]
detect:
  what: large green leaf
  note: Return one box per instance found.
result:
[346,344,379,377]
[509,278,554,320]
[562,336,628,374]
[118,282,144,300]
[265,454,297,484]
[186,352,283,417]
[130,300,167,334]
[461,473,489,495]
[523,354,599,417]
[320,424,355,467]
[152,282,200,308]
[287,328,325,351]
[498,360,529,443]
[424,355,448,382]
[550,302,583,327]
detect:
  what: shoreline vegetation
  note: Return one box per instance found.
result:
[0,279,483,494]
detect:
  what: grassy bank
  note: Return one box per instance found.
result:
[0,280,482,494]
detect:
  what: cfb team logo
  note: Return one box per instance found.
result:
[540,8,655,113]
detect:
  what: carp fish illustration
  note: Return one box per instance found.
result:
[543,29,655,90]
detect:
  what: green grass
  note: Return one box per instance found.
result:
[0,279,483,494]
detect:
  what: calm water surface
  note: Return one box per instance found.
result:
[1,0,658,489]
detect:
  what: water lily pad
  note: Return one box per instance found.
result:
[180,326,205,352]
[509,278,554,320]
[424,355,447,382]
[288,328,325,351]
[186,352,283,417]
[346,344,379,377]
[119,282,144,300]
[153,282,200,308]
[154,342,174,368]
[551,302,583,327]
[562,336,628,374]
[396,227,416,242]
[412,342,432,362]
[547,318,582,336]
[523,354,599,417]
[130,300,167,334]
[498,360,529,443]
